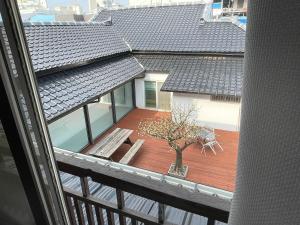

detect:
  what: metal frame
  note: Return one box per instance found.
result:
[0,1,69,224]
[0,60,48,225]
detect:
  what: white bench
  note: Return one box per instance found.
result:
[119,139,144,165]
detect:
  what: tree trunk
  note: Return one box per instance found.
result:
[174,150,183,172]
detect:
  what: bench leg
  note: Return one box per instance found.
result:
[124,137,133,146]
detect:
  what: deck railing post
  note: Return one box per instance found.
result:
[116,189,126,225]
[80,176,95,225]
[207,218,216,225]
[158,203,165,223]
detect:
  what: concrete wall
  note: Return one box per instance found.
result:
[172,92,241,131]
[135,72,169,109]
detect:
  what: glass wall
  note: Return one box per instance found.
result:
[157,82,171,111]
[48,108,88,152]
[114,82,133,121]
[145,81,156,108]
[88,93,114,139]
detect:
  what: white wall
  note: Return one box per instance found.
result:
[135,72,169,109]
[172,92,241,131]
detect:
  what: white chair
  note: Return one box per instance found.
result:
[199,127,223,156]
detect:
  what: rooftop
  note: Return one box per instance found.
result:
[95,5,245,53]
[23,22,130,72]
[137,54,244,96]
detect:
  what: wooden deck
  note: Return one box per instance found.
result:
[84,109,239,192]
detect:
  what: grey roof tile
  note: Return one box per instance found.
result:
[38,56,144,121]
[22,23,130,72]
[95,5,245,53]
[136,54,244,97]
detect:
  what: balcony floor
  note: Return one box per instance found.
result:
[84,109,239,192]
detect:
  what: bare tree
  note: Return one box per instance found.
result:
[139,107,201,175]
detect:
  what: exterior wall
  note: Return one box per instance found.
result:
[172,92,241,131]
[135,72,169,109]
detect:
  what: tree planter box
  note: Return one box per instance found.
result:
[167,163,188,179]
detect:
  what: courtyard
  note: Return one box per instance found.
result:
[83,108,239,192]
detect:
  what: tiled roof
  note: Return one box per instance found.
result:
[23,22,130,72]
[38,56,144,121]
[136,54,244,97]
[95,5,245,53]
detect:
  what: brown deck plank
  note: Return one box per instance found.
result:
[83,109,239,192]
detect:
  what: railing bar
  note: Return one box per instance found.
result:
[80,177,96,225]
[158,203,165,224]
[65,195,77,225]
[106,209,115,225]
[74,198,85,225]
[95,206,105,225]
[64,187,161,225]
[207,218,216,225]
[116,189,126,225]
[55,153,230,223]
[131,218,137,225]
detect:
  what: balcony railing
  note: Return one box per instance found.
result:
[55,148,231,225]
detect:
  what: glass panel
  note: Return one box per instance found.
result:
[88,93,114,139]
[0,120,36,225]
[114,82,133,121]
[157,82,171,111]
[145,81,157,108]
[48,108,88,152]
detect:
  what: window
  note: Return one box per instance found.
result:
[145,81,171,111]
[48,108,88,152]
[114,82,133,121]
[88,93,114,139]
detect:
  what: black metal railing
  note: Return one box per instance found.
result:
[55,150,231,225]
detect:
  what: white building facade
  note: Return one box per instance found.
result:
[135,72,241,132]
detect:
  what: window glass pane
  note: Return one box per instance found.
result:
[88,93,114,139]
[145,81,156,108]
[0,120,36,225]
[48,108,88,152]
[157,82,171,111]
[114,82,133,121]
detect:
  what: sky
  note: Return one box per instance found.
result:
[47,0,129,13]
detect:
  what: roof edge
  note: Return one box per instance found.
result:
[96,2,207,13]
[21,21,106,26]
[160,88,242,98]
[46,69,145,123]
[132,50,244,57]
[36,51,131,77]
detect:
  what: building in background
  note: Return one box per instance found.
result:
[88,0,122,13]
[128,0,212,7]
[54,4,83,15]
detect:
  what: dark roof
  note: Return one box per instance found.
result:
[60,171,227,225]
[95,5,245,53]
[38,56,144,121]
[23,22,130,72]
[136,54,244,97]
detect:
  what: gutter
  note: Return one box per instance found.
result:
[132,50,244,57]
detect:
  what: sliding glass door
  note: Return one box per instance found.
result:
[114,82,133,121]
[88,93,114,139]
[145,81,171,111]
[145,81,157,108]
